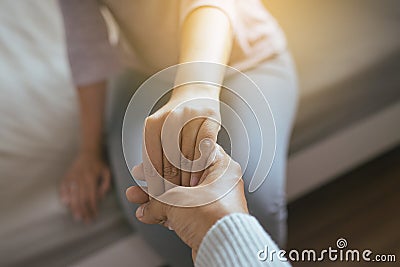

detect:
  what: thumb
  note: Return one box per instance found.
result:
[136,199,168,225]
[192,249,197,262]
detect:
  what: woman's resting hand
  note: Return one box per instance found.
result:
[60,151,111,223]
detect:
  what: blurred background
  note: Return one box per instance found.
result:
[0,0,399,266]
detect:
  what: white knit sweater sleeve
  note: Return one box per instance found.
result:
[195,213,292,267]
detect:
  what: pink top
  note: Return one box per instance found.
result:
[59,0,286,86]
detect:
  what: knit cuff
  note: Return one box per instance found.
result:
[195,213,291,267]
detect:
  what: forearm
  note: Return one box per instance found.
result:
[173,6,233,100]
[77,81,107,155]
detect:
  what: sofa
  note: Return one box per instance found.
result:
[0,0,399,266]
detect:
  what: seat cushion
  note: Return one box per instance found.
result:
[265,0,400,153]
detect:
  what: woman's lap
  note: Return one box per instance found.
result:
[226,52,298,246]
[106,51,298,266]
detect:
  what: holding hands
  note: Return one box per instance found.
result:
[126,144,248,258]
[141,84,222,195]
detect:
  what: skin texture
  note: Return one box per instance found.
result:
[60,81,111,223]
[126,145,249,261]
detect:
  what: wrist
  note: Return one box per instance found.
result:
[189,205,236,252]
[79,144,103,159]
[171,84,220,101]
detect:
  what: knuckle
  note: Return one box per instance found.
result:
[163,165,179,179]
[181,106,192,114]
[205,107,217,117]
[168,109,184,123]
[172,106,184,114]
[200,129,216,141]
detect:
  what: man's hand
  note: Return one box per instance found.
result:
[126,145,248,259]
[60,152,110,223]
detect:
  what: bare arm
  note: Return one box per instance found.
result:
[143,7,234,192]
[173,6,233,99]
[78,82,107,156]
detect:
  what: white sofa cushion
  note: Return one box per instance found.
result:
[0,1,129,266]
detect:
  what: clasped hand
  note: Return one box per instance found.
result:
[140,86,221,195]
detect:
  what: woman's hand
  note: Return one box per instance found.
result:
[61,81,109,223]
[139,5,232,196]
[143,84,221,194]
[60,151,111,223]
[126,145,248,259]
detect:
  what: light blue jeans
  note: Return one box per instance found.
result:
[107,51,298,267]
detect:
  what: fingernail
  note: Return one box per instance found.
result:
[190,176,199,186]
[136,204,146,218]
[164,220,173,230]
